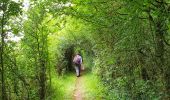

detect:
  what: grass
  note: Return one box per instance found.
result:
[48,68,105,100]
[81,70,105,100]
[49,72,76,100]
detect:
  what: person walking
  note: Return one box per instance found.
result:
[73,53,82,77]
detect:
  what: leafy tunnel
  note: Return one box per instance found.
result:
[0,0,170,100]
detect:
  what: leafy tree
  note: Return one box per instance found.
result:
[0,0,22,99]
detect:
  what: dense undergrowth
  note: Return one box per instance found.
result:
[48,71,76,100]
[82,71,105,100]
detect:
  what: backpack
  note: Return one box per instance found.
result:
[73,55,81,64]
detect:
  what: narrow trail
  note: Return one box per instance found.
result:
[73,76,83,100]
[72,70,97,100]
[73,70,87,100]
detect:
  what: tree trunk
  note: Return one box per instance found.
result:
[1,13,7,100]
[39,60,46,100]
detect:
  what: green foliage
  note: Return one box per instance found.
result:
[69,0,170,99]
[47,70,76,100]
[1,0,170,99]
[82,72,105,99]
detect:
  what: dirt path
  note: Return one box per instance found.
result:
[73,76,83,100]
